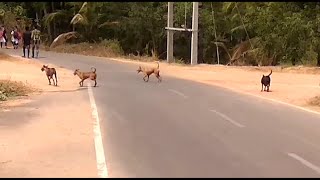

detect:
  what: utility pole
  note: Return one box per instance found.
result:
[166,2,199,65]
[167,2,174,63]
[190,2,199,65]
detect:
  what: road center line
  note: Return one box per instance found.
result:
[87,83,109,178]
[288,153,320,175]
[209,109,245,128]
[168,89,188,99]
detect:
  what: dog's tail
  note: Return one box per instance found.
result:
[91,67,97,73]
[155,61,160,69]
[267,70,272,76]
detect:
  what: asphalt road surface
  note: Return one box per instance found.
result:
[4,49,320,177]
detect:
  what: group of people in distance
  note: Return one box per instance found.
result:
[0,25,41,59]
[21,25,41,58]
[0,25,20,49]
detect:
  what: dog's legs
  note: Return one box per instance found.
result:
[79,81,82,87]
[52,77,57,86]
[143,75,148,82]
[261,84,264,92]
[94,80,97,87]
[51,77,55,86]
[156,74,162,82]
[146,75,150,82]
[47,76,51,85]
[267,85,270,92]
[32,43,35,58]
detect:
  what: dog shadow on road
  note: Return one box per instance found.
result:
[77,85,100,88]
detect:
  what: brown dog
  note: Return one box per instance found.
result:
[137,61,162,82]
[41,65,58,86]
[74,67,97,87]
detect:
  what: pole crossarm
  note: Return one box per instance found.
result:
[165,27,195,32]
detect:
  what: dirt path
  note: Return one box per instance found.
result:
[108,57,320,113]
[0,54,97,177]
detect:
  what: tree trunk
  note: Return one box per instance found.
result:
[72,3,75,32]
[292,58,296,66]
[43,3,52,43]
[198,26,204,64]
[51,2,56,40]
[317,52,320,67]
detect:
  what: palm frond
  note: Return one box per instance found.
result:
[98,21,120,28]
[70,13,88,25]
[43,10,68,27]
[242,48,261,56]
[230,24,249,33]
[214,42,232,60]
[50,31,78,48]
[222,2,234,13]
[0,9,5,17]
[231,14,239,21]
[78,2,88,14]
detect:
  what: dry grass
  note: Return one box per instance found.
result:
[308,96,320,107]
[48,40,124,58]
[0,80,35,101]
[45,40,166,63]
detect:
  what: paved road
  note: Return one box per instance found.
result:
[4,49,320,177]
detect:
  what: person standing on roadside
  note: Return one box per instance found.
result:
[22,26,32,58]
[2,25,8,49]
[11,26,19,49]
[31,25,41,58]
[0,26,6,48]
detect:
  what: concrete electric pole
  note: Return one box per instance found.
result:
[190,2,199,65]
[167,2,174,63]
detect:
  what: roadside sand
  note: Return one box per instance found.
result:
[0,54,97,177]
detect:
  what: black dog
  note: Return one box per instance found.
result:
[261,70,272,92]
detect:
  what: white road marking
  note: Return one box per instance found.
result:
[168,89,188,98]
[288,153,320,175]
[209,109,245,128]
[87,83,109,178]
[247,92,320,116]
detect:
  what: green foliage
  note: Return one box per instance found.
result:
[4,2,320,66]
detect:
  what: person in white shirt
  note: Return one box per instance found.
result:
[11,26,19,49]
[0,26,6,48]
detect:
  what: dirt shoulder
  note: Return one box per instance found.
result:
[0,53,97,177]
[106,57,320,113]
